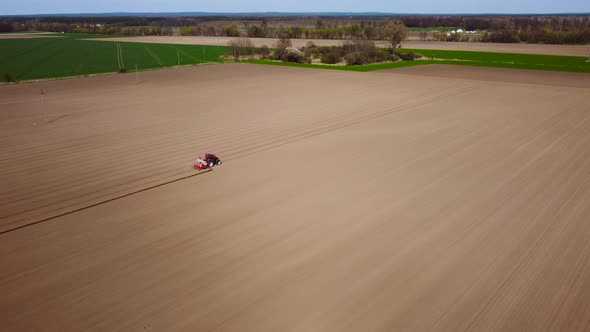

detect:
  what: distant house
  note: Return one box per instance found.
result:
[456,29,464,33]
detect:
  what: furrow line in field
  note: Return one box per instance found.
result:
[144,46,164,66]
[73,45,93,75]
[222,86,478,160]
[457,113,590,332]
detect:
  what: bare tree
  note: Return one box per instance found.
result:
[228,38,254,60]
[381,20,408,50]
[276,36,292,49]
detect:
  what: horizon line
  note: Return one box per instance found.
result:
[2,11,590,17]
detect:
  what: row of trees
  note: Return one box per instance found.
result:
[3,15,589,44]
[16,15,588,31]
[181,21,409,41]
[59,25,174,35]
[0,19,174,35]
[398,16,590,31]
[0,21,13,33]
[480,27,590,44]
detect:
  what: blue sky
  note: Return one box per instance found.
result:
[2,0,589,15]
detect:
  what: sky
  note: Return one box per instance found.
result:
[2,0,589,15]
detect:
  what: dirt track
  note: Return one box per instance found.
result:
[1,64,590,331]
[93,35,590,56]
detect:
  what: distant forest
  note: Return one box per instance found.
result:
[1,15,589,44]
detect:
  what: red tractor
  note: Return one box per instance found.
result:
[194,153,222,171]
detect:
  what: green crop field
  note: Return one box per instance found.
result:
[0,36,227,82]
[248,48,590,73]
[403,49,590,72]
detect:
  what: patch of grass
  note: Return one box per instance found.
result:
[0,37,227,81]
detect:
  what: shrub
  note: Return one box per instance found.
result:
[273,48,287,60]
[319,47,345,64]
[118,67,127,73]
[319,46,345,58]
[221,25,241,37]
[302,42,321,60]
[321,52,342,64]
[273,37,294,61]
[283,51,305,63]
[247,25,266,38]
[482,30,520,43]
[3,73,13,82]
[395,51,420,61]
[344,52,368,66]
[366,48,390,63]
[259,45,270,57]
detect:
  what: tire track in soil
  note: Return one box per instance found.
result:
[144,46,165,66]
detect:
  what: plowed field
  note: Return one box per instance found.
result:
[1,63,589,331]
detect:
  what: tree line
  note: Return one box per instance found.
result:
[181,22,407,41]
[2,15,589,44]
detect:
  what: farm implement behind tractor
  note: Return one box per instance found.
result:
[194,153,222,171]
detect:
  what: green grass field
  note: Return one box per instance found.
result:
[248,48,590,73]
[404,49,590,72]
[0,36,227,81]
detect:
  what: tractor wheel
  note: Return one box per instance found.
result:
[208,161,214,168]
[217,160,222,165]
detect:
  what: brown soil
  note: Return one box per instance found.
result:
[1,63,590,331]
[92,36,590,56]
[382,64,590,88]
